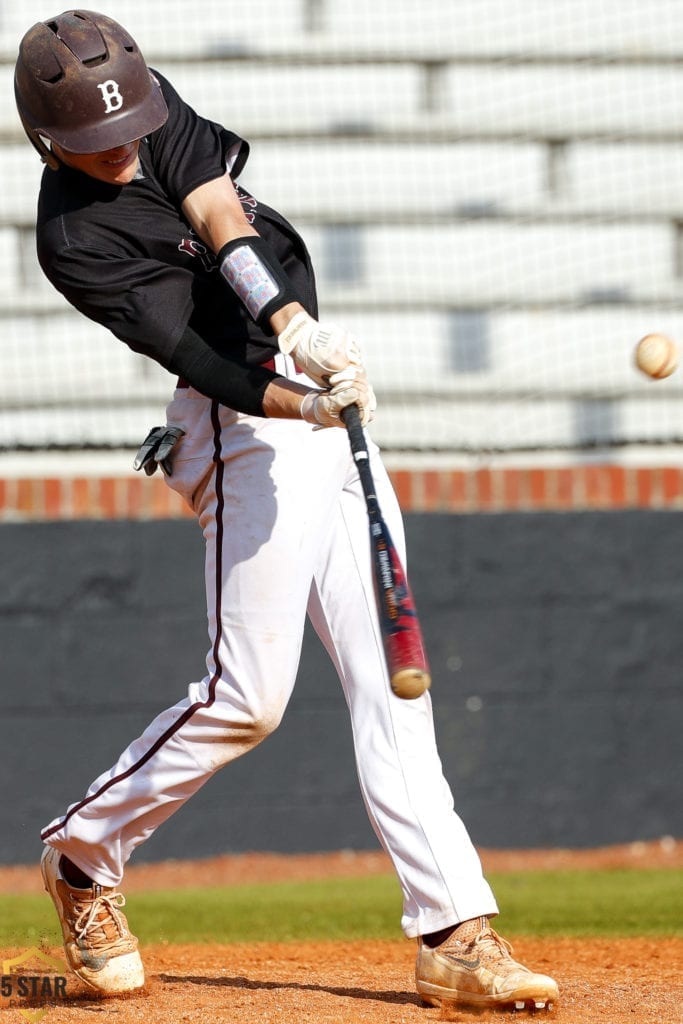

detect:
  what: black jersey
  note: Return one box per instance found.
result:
[36,71,318,371]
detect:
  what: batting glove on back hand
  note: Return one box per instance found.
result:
[300,365,376,429]
[278,311,362,386]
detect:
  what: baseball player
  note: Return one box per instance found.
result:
[15,10,558,1012]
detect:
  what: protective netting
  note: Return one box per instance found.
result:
[3,0,683,454]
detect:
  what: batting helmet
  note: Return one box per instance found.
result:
[14,10,168,169]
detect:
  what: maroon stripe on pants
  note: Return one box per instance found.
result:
[41,400,226,843]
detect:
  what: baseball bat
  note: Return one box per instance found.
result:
[342,403,431,699]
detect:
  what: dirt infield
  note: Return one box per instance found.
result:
[1,840,681,1024]
[0,937,679,1024]
[2,937,682,1024]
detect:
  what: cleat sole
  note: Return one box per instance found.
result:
[513,997,555,1011]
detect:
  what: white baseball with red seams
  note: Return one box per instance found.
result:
[634,333,679,379]
[42,356,498,940]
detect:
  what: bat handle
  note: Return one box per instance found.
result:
[340,402,364,453]
[341,404,377,506]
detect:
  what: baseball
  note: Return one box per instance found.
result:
[391,667,431,700]
[634,333,679,379]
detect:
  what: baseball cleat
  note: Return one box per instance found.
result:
[415,916,559,1010]
[41,846,144,994]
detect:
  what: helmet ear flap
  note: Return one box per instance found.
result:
[16,107,59,170]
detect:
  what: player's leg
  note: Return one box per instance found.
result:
[41,397,322,883]
[306,443,496,936]
[306,443,558,1010]
[39,391,348,993]
[38,396,309,991]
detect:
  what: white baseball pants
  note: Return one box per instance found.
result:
[42,357,497,938]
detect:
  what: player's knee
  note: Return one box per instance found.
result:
[190,694,287,773]
[241,693,287,740]
[208,677,289,743]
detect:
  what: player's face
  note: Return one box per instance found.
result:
[51,140,141,185]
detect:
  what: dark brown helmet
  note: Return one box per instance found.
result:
[14,10,168,169]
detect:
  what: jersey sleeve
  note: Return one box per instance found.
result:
[145,70,250,203]
[41,242,194,364]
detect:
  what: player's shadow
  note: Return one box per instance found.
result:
[158,972,421,1007]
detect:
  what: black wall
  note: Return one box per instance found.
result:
[1,512,680,865]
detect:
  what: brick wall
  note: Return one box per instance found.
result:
[389,464,683,512]
[0,474,195,522]
[2,464,683,520]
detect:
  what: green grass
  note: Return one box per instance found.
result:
[490,869,682,937]
[1,869,680,948]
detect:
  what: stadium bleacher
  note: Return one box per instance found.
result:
[2,1,683,454]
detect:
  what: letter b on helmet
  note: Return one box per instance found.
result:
[97,80,124,114]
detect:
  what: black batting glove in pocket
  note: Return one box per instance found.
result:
[133,425,185,476]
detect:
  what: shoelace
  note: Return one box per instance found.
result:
[442,925,517,969]
[473,928,530,976]
[72,892,128,949]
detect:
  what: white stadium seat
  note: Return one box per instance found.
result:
[304,222,676,304]
[322,0,683,58]
[239,141,546,218]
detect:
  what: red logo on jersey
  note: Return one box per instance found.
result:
[178,235,216,272]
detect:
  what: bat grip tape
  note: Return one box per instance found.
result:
[342,404,376,502]
[341,403,365,453]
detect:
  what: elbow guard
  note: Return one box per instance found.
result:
[217,236,300,331]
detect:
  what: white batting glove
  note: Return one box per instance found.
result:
[300,365,376,429]
[278,311,362,386]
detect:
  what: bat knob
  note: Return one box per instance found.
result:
[391,668,431,700]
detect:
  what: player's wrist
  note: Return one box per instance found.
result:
[277,310,315,355]
[270,302,305,338]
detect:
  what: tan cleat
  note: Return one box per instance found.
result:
[41,846,144,994]
[416,916,559,1010]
